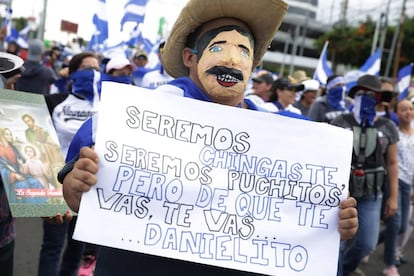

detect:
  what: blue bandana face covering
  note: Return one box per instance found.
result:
[327,86,346,111]
[101,73,132,85]
[353,94,377,127]
[70,70,101,104]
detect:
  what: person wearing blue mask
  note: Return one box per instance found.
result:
[41,52,102,276]
[308,75,353,123]
[331,74,399,276]
[101,56,133,85]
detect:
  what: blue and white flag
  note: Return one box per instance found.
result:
[120,0,149,31]
[313,41,333,86]
[2,7,14,41]
[88,0,109,52]
[1,7,12,28]
[2,7,32,49]
[359,49,382,76]
[345,49,382,93]
[397,63,413,101]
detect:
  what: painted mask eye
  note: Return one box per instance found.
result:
[241,48,250,59]
[209,45,223,53]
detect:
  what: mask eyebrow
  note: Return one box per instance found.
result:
[209,40,251,52]
[209,40,226,47]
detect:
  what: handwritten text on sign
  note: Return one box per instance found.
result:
[73,82,353,275]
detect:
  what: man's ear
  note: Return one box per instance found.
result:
[182,48,197,68]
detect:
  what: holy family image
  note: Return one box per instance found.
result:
[0,88,68,217]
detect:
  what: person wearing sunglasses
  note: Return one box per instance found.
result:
[331,74,399,276]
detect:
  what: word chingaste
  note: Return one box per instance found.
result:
[125,106,251,153]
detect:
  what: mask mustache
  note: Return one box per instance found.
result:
[206,66,244,81]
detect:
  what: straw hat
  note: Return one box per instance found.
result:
[292,70,310,83]
[162,0,288,78]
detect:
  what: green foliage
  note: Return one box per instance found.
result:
[315,15,414,74]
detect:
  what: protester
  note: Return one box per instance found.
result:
[331,74,398,276]
[293,78,320,116]
[261,77,304,114]
[5,41,20,57]
[131,50,150,86]
[309,74,352,123]
[59,0,358,275]
[0,52,25,276]
[392,99,414,269]
[377,77,399,125]
[141,41,174,89]
[244,71,274,105]
[40,51,102,276]
[101,55,133,85]
[15,39,56,94]
[373,78,402,276]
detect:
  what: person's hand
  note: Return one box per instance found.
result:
[383,196,398,219]
[63,146,99,212]
[59,67,69,78]
[4,73,21,90]
[42,210,73,224]
[15,173,25,181]
[338,197,358,240]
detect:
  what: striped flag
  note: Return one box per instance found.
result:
[345,49,382,92]
[397,63,413,100]
[120,0,149,31]
[2,7,13,41]
[359,49,382,76]
[88,0,109,52]
[313,41,333,86]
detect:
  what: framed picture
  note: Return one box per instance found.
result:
[0,89,69,217]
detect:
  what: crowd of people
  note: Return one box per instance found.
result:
[0,0,412,275]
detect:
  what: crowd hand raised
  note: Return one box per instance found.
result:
[42,210,73,224]
[338,197,358,240]
[63,146,99,213]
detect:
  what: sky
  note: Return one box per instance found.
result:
[3,0,413,46]
[6,0,188,45]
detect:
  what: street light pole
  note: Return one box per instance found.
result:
[392,0,407,82]
[36,0,47,40]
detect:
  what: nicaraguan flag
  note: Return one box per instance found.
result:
[120,0,149,31]
[346,49,382,93]
[313,41,333,86]
[359,49,382,76]
[88,0,109,52]
[397,63,413,100]
[2,7,15,42]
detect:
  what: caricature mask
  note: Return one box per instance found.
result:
[190,22,254,105]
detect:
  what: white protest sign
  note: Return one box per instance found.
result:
[73,81,353,275]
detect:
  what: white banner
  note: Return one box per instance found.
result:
[73,81,353,275]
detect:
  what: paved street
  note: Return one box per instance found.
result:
[13,217,414,275]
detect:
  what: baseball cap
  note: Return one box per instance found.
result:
[106,56,132,73]
[272,77,304,91]
[302,79,320,92]
[252,73,274,84]
[133,50,148,60]
[27,39,44,61]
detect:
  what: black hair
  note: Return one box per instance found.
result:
[269,80,279,102]
[326,74,341,85]
[68,52,98,75]
[186,24,254,62]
